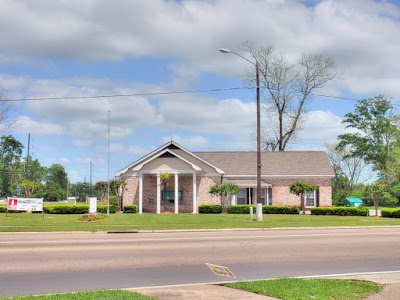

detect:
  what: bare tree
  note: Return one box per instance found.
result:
[326,143,371,205]
[0,88,14,133]
[242,42,337,151]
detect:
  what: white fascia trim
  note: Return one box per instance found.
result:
[203,173,223,177]
[133,148,202,172]
[114,141,173,177]
[117,173,138,179]
[139,170,196,175]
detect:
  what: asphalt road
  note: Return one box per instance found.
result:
[1,227,400,297]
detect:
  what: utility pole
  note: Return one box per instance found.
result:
[90,161,93,196]
[25,133,31,179]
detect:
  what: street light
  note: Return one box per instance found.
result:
[220,48,262,221]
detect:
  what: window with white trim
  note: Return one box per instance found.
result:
[237,188,246,204]
[305,190,316,207]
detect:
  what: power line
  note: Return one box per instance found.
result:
[2,87,248,102]
[1,85,397,105]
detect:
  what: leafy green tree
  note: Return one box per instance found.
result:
[45,164,68,201]
[110,179,126,211]
[364,181,386,216]
[69,182,92,202]
[289,181,317,214]
[21,179,43,198]
[94,181,108,201]
[26,158,47,183]
[0,135,24,196]
[159,173,172,211]
[209,183,239,212]
[337,95,397,174]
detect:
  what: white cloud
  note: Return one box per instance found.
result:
[296,110,348,149]
[1,0,400,182]
[12,116,66,136]
[161,135,209,149]
[0,1,399,97]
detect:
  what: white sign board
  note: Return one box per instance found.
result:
[89,197,97,213]
[7,197,43,212]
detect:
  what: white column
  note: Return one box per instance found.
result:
[156,174,161,214]
[139,173,143,214]
[174,173,179,214]
[192,172,197,213]
[231,194,236,205]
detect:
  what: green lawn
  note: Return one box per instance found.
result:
[225,278,382,300]
[0,290,156,300]
[1,212,400,232]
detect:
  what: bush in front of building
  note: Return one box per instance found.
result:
[123,205,138,213]
[44,205,89,214]
[199,205,223,214]
[227,205,255,214]
[97,205,117,214]
[227,205,299,214]
[311,207,368,216]
[381,208,400,218]
[263,206,300,214]
[43,204,117,214]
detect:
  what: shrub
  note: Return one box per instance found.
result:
[43,204,117,214]
[227,205,255,214]
[97,205,117,214]
[199,205,222,214]
[263,206,300,214]
[0,206,6,213]
[123,205,138,213]
[381,208,400,218]
[109,195,119,206]
[44,205,89,214]
[227,205,300,214]
[310,207,368,216]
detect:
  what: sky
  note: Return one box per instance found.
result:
[0,0,399,183]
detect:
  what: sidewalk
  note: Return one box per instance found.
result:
[332,272,400,300]
[132,272,400,300]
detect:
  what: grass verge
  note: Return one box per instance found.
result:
[225,278,382,300]
[1,212,400,232]
[0,290,156,300]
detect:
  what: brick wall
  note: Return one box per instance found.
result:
[122,174,332,212]
[267,177,332,207]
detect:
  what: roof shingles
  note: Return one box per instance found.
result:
[194,151,334,176]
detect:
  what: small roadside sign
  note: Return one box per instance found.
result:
[205,263,236,278]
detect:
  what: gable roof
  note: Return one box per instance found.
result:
[115,141,224,176]
[194,151,334,176]
[115,141,334,177]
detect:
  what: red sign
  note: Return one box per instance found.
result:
[7,198,18,210]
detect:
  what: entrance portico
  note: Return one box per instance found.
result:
[138,171,197,214]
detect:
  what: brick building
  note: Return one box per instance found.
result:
[115,141,335,213]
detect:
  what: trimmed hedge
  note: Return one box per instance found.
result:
[0,206,6,213]
[123,205,138,213]
[97,205,117,214]
[263,206,300,214]
[227,205,255,214]
[227,205,300,214]
[43,204,117,214]
[199,205,223,214]
[381,208,400,218]
[311,207,368,216]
